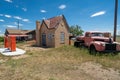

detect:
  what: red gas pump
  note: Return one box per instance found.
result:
[4,36,9,48]
[9,36,16,51]
[4,35,16,52]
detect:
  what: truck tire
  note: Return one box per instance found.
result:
[74,41,84,48]
[113,52,119,55]
[89,45,97,55]
[80,41,84,47]
[74,41,80,47]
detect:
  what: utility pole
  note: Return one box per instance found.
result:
[18,20,19,30]
[113,0,118,41]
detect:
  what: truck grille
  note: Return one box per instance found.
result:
[105,44,116,50]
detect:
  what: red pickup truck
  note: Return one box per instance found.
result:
[74,31,120,54]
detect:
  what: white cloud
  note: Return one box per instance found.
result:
[42,17,46,20]
[22,19,29,22]
[4,14,12,18]
[5,25,16,28]
[14,22,23,26]
[91,11,106,17]
[14,16,22,20]
[4,0,12,3]
[0,19,4,22]
[22,8,27,12]
[40,10,47,13]
[0,14,3,16]
[59,4,66,9]
[19,23,23,26]
[13,16,29,22]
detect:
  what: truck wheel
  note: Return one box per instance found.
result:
[74,41,84,48]
[113,52,119,55]
[74,42,80,47]
[89,46,97,55]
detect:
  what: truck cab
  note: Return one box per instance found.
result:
[84,32,109,46]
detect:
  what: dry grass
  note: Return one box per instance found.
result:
[0,41,120,80]
[117,36,120,42]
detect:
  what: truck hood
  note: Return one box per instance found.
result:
[76,36,84,41]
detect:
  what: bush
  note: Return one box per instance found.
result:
[0,37,4,42]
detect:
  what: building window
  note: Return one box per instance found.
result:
[28,34,32,39]
[48,33,52,40]
[60,32,65,43]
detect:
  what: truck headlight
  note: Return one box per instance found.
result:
[101,43,105,46]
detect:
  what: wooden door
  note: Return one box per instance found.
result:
[42,34,46,46]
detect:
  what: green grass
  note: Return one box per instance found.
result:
[117,36,120,42]
[3,45,120,69]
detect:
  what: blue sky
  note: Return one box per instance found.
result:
[0,0,120,35]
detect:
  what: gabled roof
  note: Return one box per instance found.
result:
[26,30,35,34]
[43,15,67,29]
[5,29,31,35]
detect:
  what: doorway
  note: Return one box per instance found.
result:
[42,33,46,46]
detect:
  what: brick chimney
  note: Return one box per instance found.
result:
[36,20,41,46]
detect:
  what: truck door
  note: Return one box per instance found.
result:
[84,33,92,47]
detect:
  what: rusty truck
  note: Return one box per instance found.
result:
[74,31,120,54]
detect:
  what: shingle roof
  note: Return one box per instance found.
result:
[44,15,63,29]
[6,29,31,35]
[26,30,35,34]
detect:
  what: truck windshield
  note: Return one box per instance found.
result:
[91,33,104,37]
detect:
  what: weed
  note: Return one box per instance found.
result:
[49,78,56,80]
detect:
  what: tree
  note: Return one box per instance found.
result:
[69,25,84,36]
[0,37,4,42]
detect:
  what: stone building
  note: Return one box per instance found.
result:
[36,15,69,48]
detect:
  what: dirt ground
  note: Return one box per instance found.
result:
[1,59,119,80]
[12,44,120,80]
[0,41,120,80]
[79,62,120,80]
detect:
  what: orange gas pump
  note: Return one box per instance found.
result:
[4,35,16,52]
[4,36,9,48]
[9,36,16,51]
